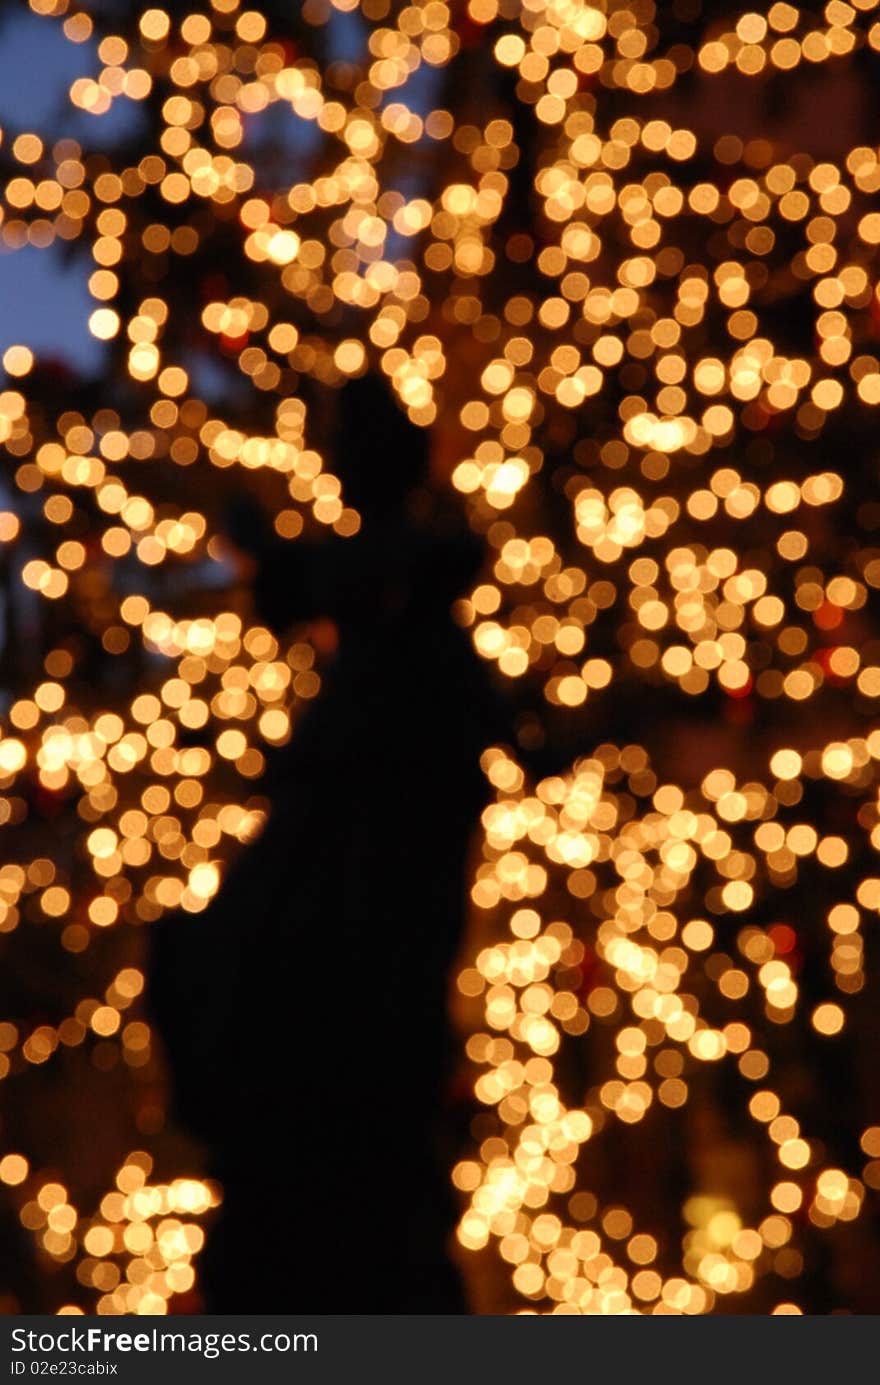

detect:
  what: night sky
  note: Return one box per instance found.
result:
[0,10,146,375]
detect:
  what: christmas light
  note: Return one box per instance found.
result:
[3,0,880,1314]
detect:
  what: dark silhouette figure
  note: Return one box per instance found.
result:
[151,376,506,1312]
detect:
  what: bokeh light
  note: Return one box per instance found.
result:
[3,0,880,1316]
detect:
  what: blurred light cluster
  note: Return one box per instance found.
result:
[3,0,880,1315]
[456,738,880,1312]
[2,1149,217,1316]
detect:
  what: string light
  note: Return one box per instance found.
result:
[3,0,880,1314]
